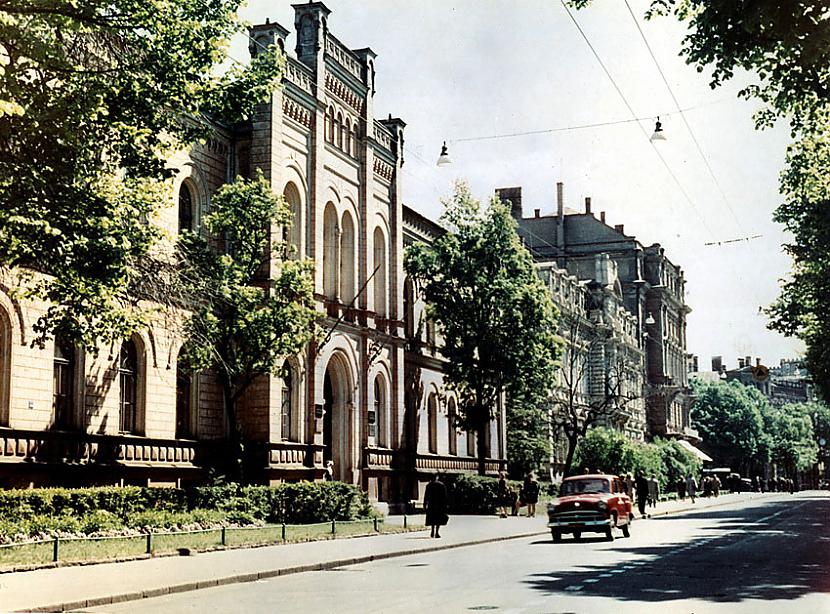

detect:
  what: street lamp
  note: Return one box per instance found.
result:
[436,141,452,166]
[645,312,656,325]
[650,117,666,142]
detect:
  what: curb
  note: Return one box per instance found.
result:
[23,530,544,613]
[20,493,785,613]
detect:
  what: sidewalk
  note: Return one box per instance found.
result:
[0,491,784,613]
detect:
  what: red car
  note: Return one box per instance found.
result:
[547,474,633,542]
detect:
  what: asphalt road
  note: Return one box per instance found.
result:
[86,492,830,614]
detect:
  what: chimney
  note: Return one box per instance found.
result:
[496,187,522,219]
[756,357,761,367]
[556,182,564,218]
[534,208,540,218]
[711,356,723,372]
[600,211,606,224]
[614,224,625,234]
[738,358,745,369]
[745,355,751,369]
[585,197,592,215]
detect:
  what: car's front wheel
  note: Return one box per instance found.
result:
[551,529,562,543]
[573,531,582,541]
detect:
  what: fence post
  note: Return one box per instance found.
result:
[331,519,336,535]
[281,523,286,542]
[146,532,153,554]
[52,536,59,563]
[221,527,226,546]
[373,517,378,532]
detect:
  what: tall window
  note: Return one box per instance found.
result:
[52,336,74,429]
[403,277,414,338]
[281,362,294,441]
[373,375,386,446]
[373,227,387,317]
[175,350,193,438]
[0,308,8,426]
[326,106,334,142]
[351,122,359,157]
[447,397,457,456]
[339,211,355,303]
[178,182,194,234]
[282,182,301,258]
[427,393,438,454]
[467,429,476,457]
[323,202,338,299]
[335,112,343,148]
[119,340,138,433]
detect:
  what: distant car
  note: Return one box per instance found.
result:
[547,474,633,542]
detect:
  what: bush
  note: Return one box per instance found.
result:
[444,474,523,514]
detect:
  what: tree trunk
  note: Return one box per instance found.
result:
[562,432,578,478]
[221,374,244,483]
[477,418,487,476]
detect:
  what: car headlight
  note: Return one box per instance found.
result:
[597,501,608,511]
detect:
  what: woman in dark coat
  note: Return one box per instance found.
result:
[424,474,448,538]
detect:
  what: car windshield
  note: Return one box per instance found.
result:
[560,479,609,495]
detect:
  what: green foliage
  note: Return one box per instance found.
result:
[506,399,551,479]
[177,171,318,478]
[762,402,818,473]
[690,379,771,471]
[0,482,373,541]
[405,182,559,473]
[443,474,522,515]
[573,427,700,491]
[0,0,283,346]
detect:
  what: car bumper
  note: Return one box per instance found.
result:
[548,517,611,529]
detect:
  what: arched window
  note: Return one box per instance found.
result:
[323,202,339,299]
[373,227,387,317]
[178,181,194,234]
[335,112,343,148]
[373,375,387,447]
[403,277,414,338]
[119,339,139,434]
[52,336,75,429]
[281,361,294,441]
[0,307,9,426]
[282,182,302,258]
[426,317,436,350]
[447,397,457,456]
[427,393,438,454]
[326,106,335,142]
[351,122,359,157]
[339,211,355,303]
[175,350,193,438]
[344,120,351,155]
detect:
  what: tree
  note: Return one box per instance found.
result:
[570,0,830,399]
[506,399,550,479]
[762,402,818,477]
[552,316,641,477]
[0,0,282,347]
[405,182,560,475]
[177,171,317,480]
[690,379,770,473]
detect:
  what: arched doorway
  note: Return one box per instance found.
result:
[322,354,354,483]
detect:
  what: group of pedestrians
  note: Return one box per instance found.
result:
[752,475,796,493]
[497,471,540,518]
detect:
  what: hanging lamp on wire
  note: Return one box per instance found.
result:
[650,116,666,141]
[436,141,452,166]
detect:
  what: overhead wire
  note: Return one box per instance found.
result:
[622,0,747,235]
[559,0,718,240]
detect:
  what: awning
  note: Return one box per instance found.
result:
[677,439,713,462]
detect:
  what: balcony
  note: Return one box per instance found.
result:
[0,428,208,470]
[414,453,505,474]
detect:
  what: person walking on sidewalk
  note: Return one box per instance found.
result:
[424,474,449,538]
[686,473,698,504]
[497,472,512,518]
[648,475,659,509]
[635,473,649,518]
[520,473,540,517]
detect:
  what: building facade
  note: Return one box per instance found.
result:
[496,183,696,453]
[0,4,504,503]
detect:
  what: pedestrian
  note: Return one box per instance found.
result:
[424,473,449,538]
[624,473,635,498]
[685,473,697,504]
[712,475,721,497]
[677,479,686,501]
[648,475,659,508]
[324,460,334,481]
[497,472,511,518]
[751,475,759,492]
[635,473,649,518]
[521,473,540,518]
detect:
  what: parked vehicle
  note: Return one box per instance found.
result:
[547,474,633,542]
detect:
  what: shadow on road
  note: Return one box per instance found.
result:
[525,494,830,604]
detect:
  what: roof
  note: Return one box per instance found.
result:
[677,439,713,462]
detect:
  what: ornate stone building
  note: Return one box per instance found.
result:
[496,182,696,457]
[0,3,505,504]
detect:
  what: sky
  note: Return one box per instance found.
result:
[237,0,805,369]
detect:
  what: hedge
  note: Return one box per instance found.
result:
[0,481,376,542]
